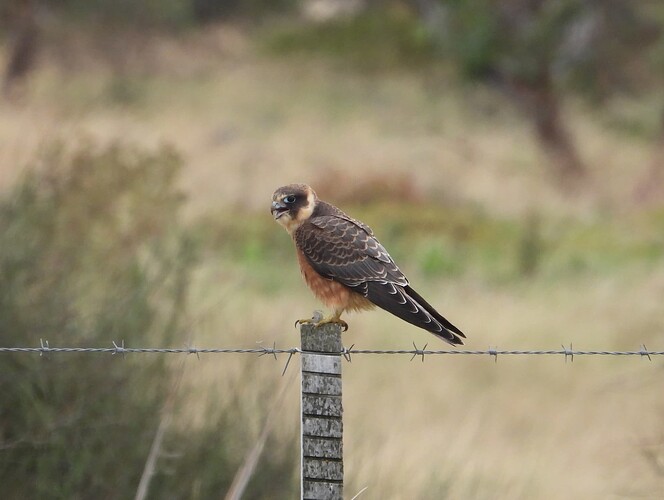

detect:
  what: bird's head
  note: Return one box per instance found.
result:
[271,184,317,233]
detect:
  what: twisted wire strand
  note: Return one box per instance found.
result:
[0,342,661,358]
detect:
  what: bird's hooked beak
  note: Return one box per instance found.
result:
[271,200,288,220]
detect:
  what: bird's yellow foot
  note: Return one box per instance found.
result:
[295,311,348,332]
[295,310,324,328]
[316,317,349,332]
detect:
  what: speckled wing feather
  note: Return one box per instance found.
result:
[295,213,465,345]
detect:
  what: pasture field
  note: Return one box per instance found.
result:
[1,27,663,499]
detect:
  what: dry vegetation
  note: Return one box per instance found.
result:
[1,25,663,499]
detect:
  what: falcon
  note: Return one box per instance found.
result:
[271,184,465,345]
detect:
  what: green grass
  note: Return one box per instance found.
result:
[194,200,664,291]
[263,8,438,71]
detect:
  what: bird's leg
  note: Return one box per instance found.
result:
[295,309,348,332]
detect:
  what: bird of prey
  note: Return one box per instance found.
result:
[271,184,465,345]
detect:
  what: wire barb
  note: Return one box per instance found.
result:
[562,343,574,363]
[185,342,200,360]
[488,346,498,363]
[281,349,299,377]
[639,344,652,361]
[112,340,126,358]
[410,342,428,363]
[39,338,49,357]
[342,344,354,363]
[258,342,279,360]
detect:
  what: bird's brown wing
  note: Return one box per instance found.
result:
[295,215,465,345]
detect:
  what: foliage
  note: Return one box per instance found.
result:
[264,6,438,70]
[38,0,195,29]
[0,142,191,497]
[0,142,298,498]
[433,0,662,97]
[191,0,297,23]
[0,0,298,31]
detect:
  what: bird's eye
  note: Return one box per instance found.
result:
[284,195,296,204]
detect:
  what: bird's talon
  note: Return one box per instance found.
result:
[330,319,348,332]
[314,317,349,332]
[295,316,348,331]
[295,310,324,328]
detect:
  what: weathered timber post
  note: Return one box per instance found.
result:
[300,323,343,500]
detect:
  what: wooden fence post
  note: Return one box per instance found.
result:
[300,323,343,500]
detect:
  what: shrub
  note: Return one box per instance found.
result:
[0,141,193,498]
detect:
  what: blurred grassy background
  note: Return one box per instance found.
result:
[1,1,663,499]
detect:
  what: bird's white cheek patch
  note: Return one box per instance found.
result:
[297,196,315,223]
[277,214,299,234]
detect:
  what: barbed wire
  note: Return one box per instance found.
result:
[0,339,662,363]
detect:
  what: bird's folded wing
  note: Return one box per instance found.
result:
[295,215,408,289]
[296,214,465,345]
